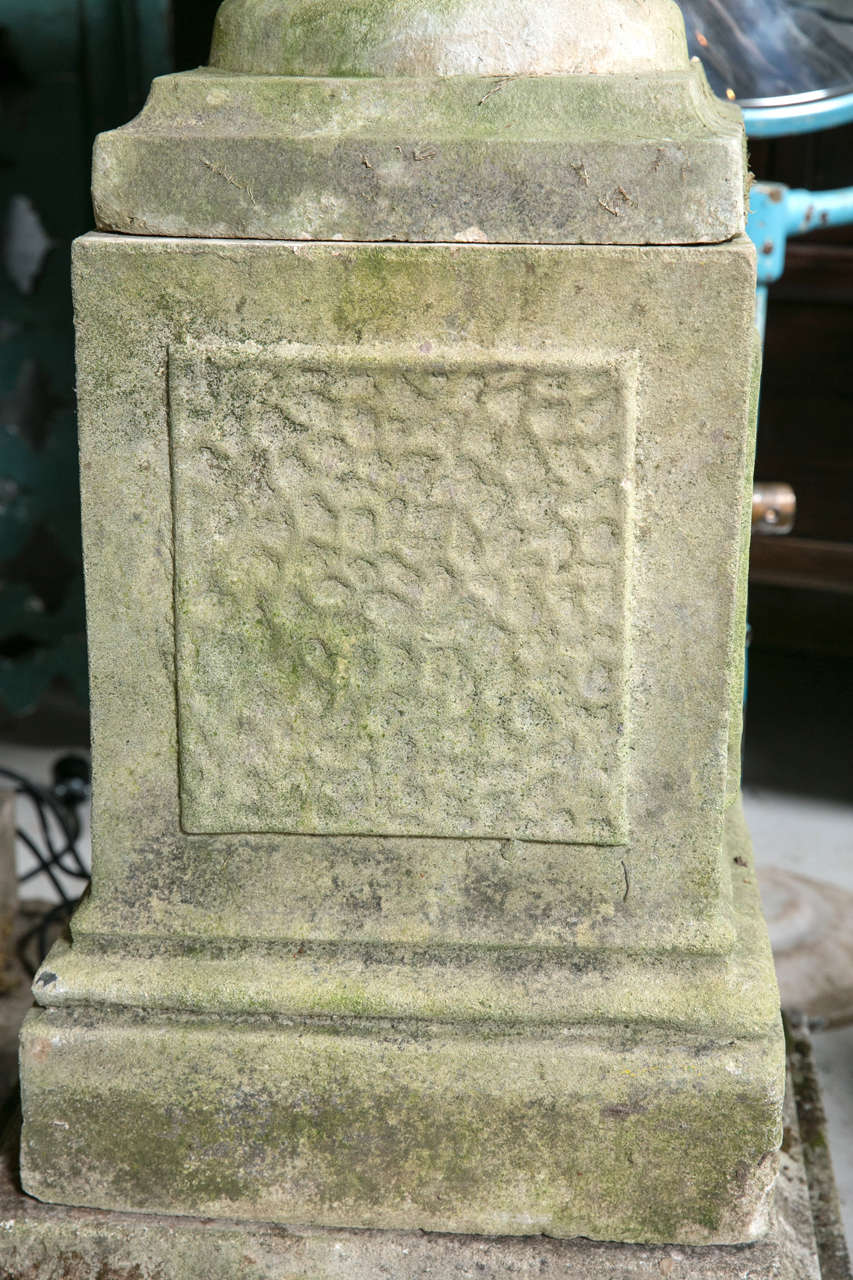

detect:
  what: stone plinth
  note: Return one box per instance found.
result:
[19,0,784,1245]
[2,1054,828,1279]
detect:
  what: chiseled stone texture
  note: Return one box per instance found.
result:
[171,347,631,843]
[15,193,784,1262]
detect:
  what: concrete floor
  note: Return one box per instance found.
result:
[744,784,853,1247]
[746,787,853,894]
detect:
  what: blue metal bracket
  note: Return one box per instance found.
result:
[747,180,853,341]
[742,92,853,339]
[748,183,853,286]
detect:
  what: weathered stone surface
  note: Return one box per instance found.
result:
[101,0,738,247]
[211,0,690,77]
[91,0,743,245]
[19,803,784,1243]
[64,234,757,956]
[92,65,747,243]
[26,804,780,1033]
[18,0,784,1246]
[14,230,782,1241]
[3,1066,819,1278]
[18,1006,782,1243]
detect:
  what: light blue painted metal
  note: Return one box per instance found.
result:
[754,285,769,345]
[748,186,792,286]
[748,182,853,286]
[783,186,853,237]
[742,92,853,139]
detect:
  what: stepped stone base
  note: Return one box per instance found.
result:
[0,1064,828,1280]
[17,809,784,1246]
[19,1006,782,1245]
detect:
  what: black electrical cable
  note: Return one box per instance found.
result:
[0,759,91,976]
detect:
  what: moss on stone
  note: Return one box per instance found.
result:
[91,64,746,244]
[20,1006,783,1243]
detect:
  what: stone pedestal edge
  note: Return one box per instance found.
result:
[0,1042,833,1280]
[92,65,746,243]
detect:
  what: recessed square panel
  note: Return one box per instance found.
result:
[169,344,634,843]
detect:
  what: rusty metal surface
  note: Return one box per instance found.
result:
[753,482,797,535]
